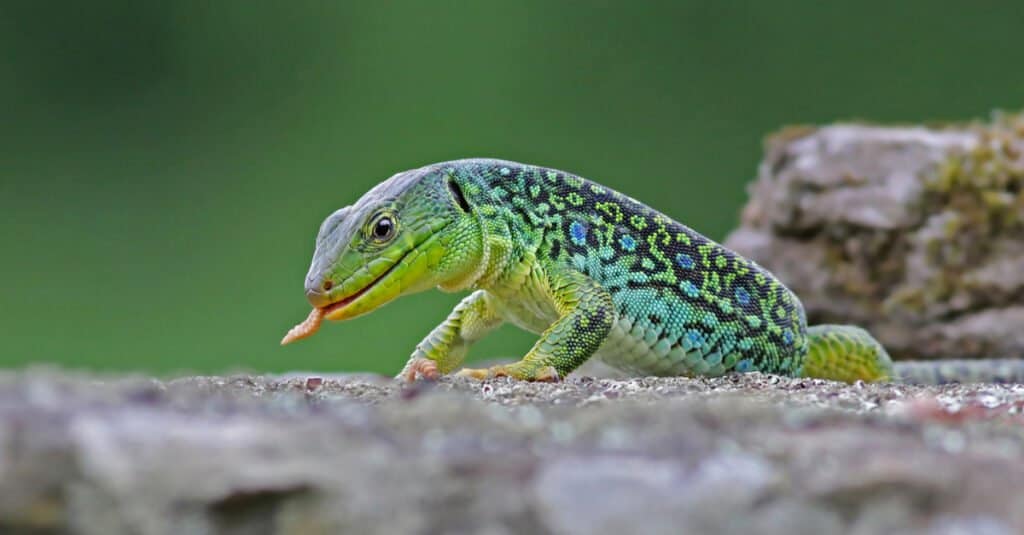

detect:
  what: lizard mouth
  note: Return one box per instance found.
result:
[321,254,407,320]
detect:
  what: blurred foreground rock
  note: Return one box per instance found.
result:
[726,112,1024,360]
[2,370,1024,534]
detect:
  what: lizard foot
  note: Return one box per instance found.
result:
[455,364,560,382]
[398,357,440,382]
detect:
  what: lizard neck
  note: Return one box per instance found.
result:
[469,207,525,291]
[436,196,520,293]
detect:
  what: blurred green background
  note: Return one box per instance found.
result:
[2,1,1022,375]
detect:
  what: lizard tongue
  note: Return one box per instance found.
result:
[281,307,325,345]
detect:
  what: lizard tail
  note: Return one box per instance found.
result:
[801,324,895,383]
[802,324,1024,384]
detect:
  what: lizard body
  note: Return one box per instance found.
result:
[286,159,1024,384]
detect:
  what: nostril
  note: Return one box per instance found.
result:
[322,280,333,291]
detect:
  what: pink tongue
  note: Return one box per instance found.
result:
[280,308,325,345]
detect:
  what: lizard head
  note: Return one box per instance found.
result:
[302,164,486,322]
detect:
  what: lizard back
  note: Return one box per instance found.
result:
[448,159,809,377]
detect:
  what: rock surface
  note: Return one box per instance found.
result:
[725,113,1024,360]
[2,369,1024,535]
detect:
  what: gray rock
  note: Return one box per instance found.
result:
[2,369,1024,534]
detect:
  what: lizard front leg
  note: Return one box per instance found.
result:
[398,290,504,381]
[457,266,615,382]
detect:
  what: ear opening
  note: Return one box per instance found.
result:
[446,177,472,213]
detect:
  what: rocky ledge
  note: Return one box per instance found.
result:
[2,370,1024,535]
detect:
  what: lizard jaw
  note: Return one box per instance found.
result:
[321,253,407,321]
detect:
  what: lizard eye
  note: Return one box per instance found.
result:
[371,215,395,241]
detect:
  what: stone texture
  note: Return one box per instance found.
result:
[2,369,1024,534]
[725,113,1024,360]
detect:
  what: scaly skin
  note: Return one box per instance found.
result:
[287,159,1024,385]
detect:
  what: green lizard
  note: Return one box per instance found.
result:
[282,159,1024,385]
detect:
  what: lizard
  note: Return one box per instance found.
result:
[281,158,1024,385]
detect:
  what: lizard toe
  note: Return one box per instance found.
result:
[399,357,440,382]
[455,364,561,382]
[532,366,561,382]
[454,367,491,380]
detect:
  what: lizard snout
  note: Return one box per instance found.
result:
[304,275,334,309]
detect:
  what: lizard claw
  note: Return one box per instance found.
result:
[398,357,440,382]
